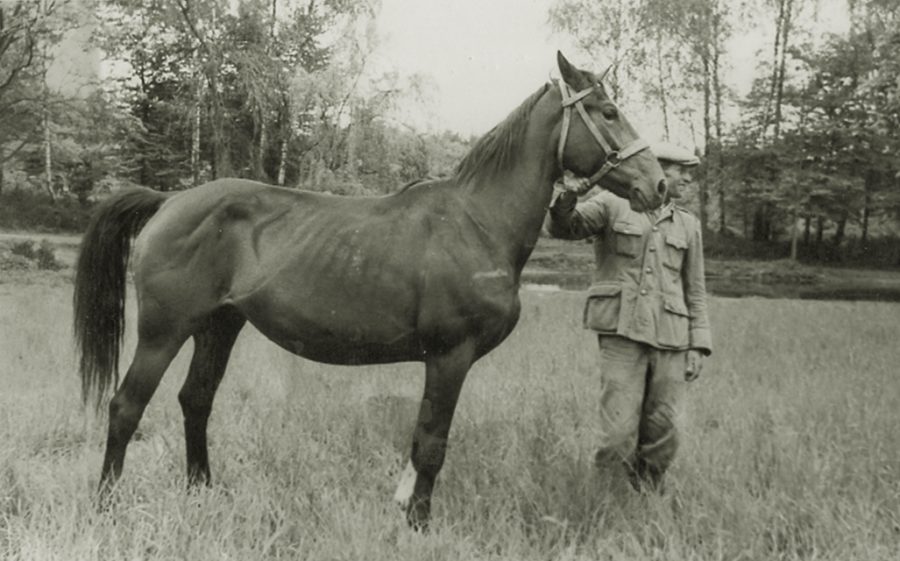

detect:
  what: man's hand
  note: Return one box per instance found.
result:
[561,175,593,196]
[685,350,704,382]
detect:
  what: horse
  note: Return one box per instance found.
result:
[73,51,667,529]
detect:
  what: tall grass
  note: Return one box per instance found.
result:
[1,280,898,560]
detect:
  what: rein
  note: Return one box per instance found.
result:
[556,80,649,185]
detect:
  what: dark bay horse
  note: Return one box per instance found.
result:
[73,52,666,528]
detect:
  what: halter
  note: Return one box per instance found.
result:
[556,79,649,185]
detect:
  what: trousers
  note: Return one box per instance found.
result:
[593,335,688,489]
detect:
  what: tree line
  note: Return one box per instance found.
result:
[0,0,471,203]
[2,0,899,264]
[551,0,900,263]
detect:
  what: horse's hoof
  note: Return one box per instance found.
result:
[405,499,431,532]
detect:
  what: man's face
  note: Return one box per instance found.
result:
[661,163,695,200]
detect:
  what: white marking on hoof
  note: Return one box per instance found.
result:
[393,460,417,509]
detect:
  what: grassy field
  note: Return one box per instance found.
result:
[1,271,899,560]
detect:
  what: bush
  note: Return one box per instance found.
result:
[35,241,63,270]
[9,240,37,260]
[5,240,63,270]
[0,189,94,233]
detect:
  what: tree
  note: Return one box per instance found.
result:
[0,2,47,193]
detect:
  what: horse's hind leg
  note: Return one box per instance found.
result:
[100,331,187,490]
[394,339,476,530]
[178,307,245,485]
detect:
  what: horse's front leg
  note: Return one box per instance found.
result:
[394,339,475,530]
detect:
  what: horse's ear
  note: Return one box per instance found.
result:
[599,64,614,83]
[557,51,587,89]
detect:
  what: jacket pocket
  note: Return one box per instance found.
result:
[612,220,643,257]
[583,283,622,331]
[658,295,690,347]
[663,234,687,270]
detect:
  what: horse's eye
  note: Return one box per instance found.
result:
[602,107,618,119]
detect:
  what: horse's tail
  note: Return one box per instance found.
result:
[73,187,169,409]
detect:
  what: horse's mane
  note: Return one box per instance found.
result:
[454,83,551,184]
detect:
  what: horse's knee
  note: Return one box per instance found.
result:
[411,433,448,480]
[107,393,143,443]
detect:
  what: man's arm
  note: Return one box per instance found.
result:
[682,221,712,356]
[547,185,610,240]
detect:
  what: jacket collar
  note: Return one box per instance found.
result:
[648,201,676,224]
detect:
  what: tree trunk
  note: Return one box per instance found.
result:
[41,3,55,202]
[790,206,799,261]
[277,133,290,186]
[208,72,230,180]
[718,182,726,233]
[815,215,824,245]
[773,0,793,140]
[742,189,750,239]
[803,215,811,245]
[761,0,785,138]
[752,206,766,241]
[654,29,670,140]
[861,171,872,244]
[254,0,277,182]
[43,94,54,200]
[833,215,847,249]
[712,11,725,233]
[700,53,711,231]
[191,72,202,187]
[257,119,268,180]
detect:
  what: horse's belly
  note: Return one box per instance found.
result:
[237,286,421,365]
[250,319,420,365]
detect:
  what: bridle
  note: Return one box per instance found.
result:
[556,79,649,186]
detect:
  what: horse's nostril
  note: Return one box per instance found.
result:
[657,179,667,197]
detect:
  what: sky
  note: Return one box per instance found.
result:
[370,0,578,137]
[368,0,850,142]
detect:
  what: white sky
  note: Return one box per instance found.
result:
[370,0,851,141]
[371,0,577,137]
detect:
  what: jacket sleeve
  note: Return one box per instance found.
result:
[547,188,610,240]
[682,221,713,356]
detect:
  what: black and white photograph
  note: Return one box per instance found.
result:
[1,0,899,559]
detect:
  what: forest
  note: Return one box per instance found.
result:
[1,0,899,265]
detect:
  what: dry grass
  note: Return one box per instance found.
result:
[1,277,899,560]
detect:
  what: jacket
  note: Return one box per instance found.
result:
[548,189,712,355]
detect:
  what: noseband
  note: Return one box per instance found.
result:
[556,80,649,185]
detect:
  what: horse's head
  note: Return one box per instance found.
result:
[555,52,667,211]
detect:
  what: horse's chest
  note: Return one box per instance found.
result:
[418,269,521,347]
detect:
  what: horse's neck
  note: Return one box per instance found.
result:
[465,142,559,273]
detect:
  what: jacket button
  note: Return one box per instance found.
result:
[652,226,659,232]
[649,246,656,252]
[640,289,648,296]
[645,267,652,274]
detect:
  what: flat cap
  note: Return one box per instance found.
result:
[650,142,700,166]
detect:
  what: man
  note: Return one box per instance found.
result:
[547,142,712,492]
